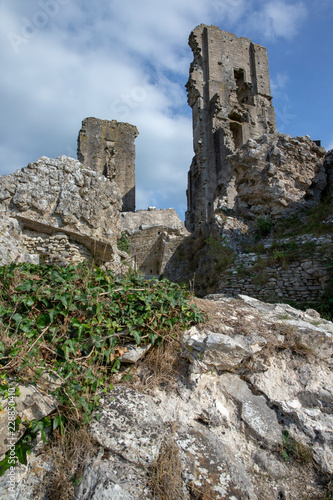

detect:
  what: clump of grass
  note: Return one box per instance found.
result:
[315,478,333,500]
[42,422,97,500]
[278,325,314,358]
[281,430,312,464]
[254,215,273,240]
[131,326,188,393]
[170,233,235,296]
[149,434,184,500]
[273,195,333,238]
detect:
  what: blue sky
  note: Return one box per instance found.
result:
[0,0,332,221]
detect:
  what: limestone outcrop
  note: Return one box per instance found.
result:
[0,155,123,266]
[1,295,332,499]
[77,117,138,212]
[229,133,327,218]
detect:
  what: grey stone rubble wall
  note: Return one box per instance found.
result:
[120,208,189,276]
[0,209,39,265]
[22,231,91,266]
[219,234,332,303]
[127,226,187,276]
[120,207,186,231]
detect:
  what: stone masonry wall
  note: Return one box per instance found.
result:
[126,226,187,277]
[77,117,138,212]
[120,208,189,276]
[219,234,333,303]
[22,231,92,267]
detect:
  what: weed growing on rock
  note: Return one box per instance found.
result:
[117,231,131,254]
[281,430,312,464]
[254,215,273,239]
[149,432,184,500]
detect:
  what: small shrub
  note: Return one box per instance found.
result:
[254,215,273,239]
[205,235,235,271]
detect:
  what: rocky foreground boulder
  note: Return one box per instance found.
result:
[0,156,123,267]
[1,294,332,499]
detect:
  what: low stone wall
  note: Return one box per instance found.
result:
[22,230,92,266]
[120,208,189,276]
[219,234,332,304]
[127,226,186,276]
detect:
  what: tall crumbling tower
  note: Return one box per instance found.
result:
[185,25,276,231]
[77,117,138,212]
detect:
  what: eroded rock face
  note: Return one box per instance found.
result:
[75,449,151,499]
[91,386,165,466]
[0,156,121,241]
[0,384,57,457]
[2,295,332,499]
[0,155,122,265]
[325,149,333,197]
[228,133,327,218]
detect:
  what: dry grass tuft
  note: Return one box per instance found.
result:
[149,433,184,500]
[40,420,98,500]
[278,324,314,359]
[125,327,190,393]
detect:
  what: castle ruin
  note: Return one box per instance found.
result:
[77,117,138,212]
[185,25,276,231]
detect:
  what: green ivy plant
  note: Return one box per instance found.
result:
[0,262,203,473]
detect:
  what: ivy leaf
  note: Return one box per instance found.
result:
[53,415,66,434]
[12,313,23,324]
[23,296,35,308]
[15,441,33,466]
[132,330,141,345]
[0,454,14,476]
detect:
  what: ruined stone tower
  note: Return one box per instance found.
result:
[185,25,276,231]
[77,117,138,212]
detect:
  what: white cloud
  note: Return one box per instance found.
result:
[270,72,290,106]
[246,1,307,40]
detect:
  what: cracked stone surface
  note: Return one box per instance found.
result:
[91,386,165,465]
[0,294,332,499]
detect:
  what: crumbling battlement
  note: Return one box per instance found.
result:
[185,25,276,231]
[77,117,138,212]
